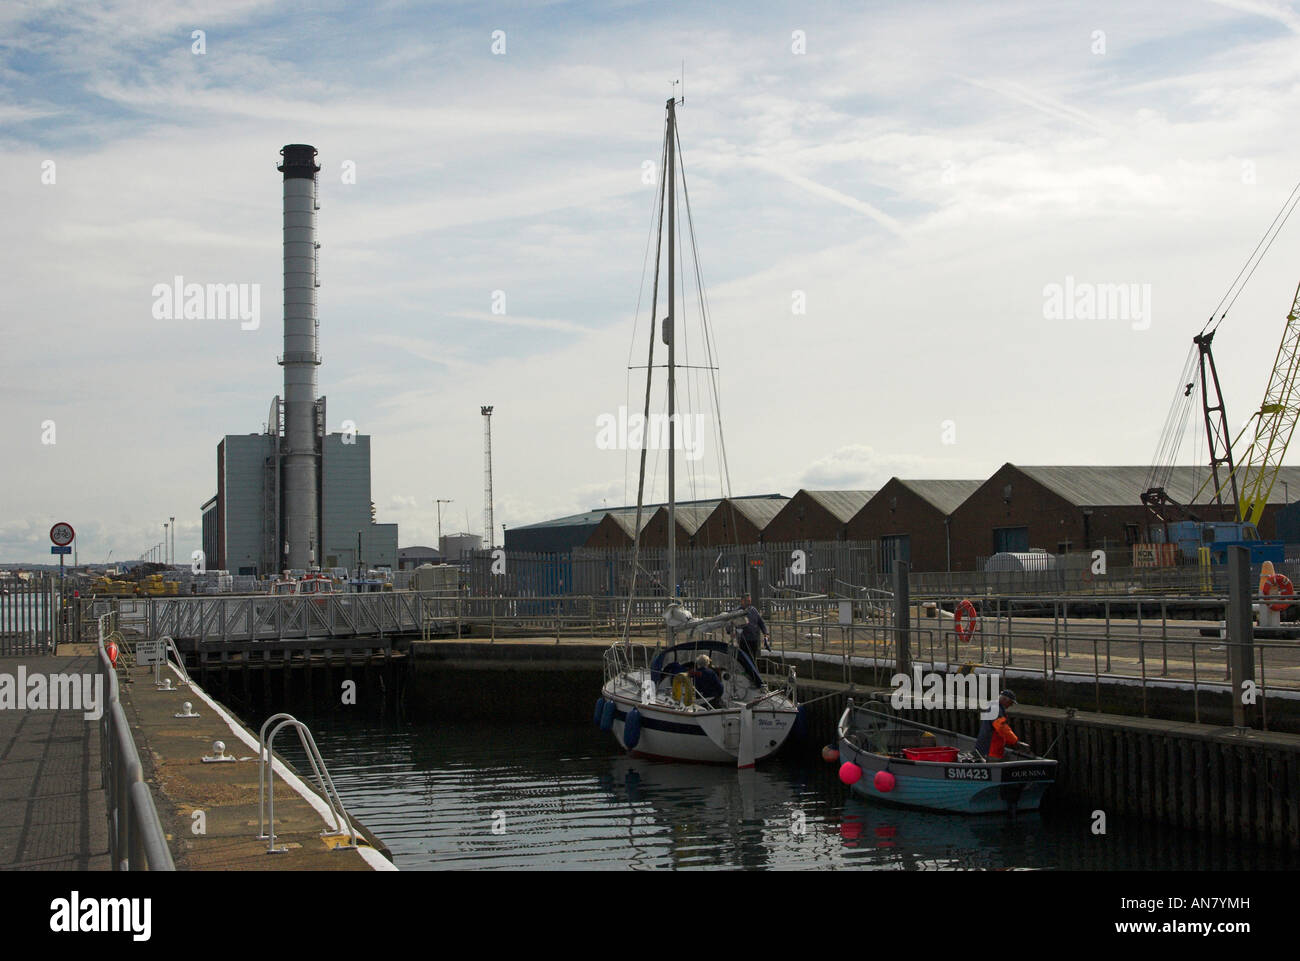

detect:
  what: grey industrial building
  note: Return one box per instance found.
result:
[199,144,397,576]
[203,431,397,575]
[398,546,445,569]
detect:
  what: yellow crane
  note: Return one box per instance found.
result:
[1227,281,1300,525]
[1145,183,1300,537]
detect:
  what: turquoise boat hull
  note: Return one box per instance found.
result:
[838,702,1056,815]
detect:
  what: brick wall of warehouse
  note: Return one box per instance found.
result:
[846,479,956,573]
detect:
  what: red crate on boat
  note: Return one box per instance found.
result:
[903,746,959,762]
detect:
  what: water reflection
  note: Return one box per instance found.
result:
[265,714,1287,871]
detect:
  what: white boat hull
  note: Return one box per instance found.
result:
[601,684,797,765]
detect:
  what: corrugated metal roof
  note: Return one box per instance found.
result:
[602,512,650,537]
[663,504,715,535]
[511,494,785,530]
[722,497,790,527]
[803,490,876,522]
[895,479,983,515]
[1014,465,1300,507]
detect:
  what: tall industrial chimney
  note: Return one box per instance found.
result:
[482,405,495,549]
[278,144,321,570]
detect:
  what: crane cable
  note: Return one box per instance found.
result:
[1145,343,1199,493]
[1148,177,1300,507]
[1203,176,1300,336]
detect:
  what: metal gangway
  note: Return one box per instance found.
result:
[146,591,439,644]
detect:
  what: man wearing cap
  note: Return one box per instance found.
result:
[974,689,1031,760]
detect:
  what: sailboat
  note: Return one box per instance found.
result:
[595,96,801,767]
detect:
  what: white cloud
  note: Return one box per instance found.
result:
[9,0,1300,562]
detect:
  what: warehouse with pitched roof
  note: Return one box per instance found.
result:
[695,495,791,546]
[847,478,982,572]
[946,463,1300,571]
[762,490,876,543]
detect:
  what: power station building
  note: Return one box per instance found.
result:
[200,144,397,576]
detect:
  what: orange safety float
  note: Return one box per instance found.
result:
[1261,573,1295,612]
[106,639,119,667]
[953,599,978,641]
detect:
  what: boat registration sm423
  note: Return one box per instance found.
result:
[945,767,990,780]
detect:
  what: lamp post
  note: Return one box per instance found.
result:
[170,516,175,565]
[435,499,453,554]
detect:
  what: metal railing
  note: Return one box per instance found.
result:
[80,586,1300,728]
[749,594,1300,729]
[147,591,427,643]
[95,615,175,871]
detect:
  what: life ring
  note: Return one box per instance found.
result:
[954,599,978,641]
[1261,573,1295,612]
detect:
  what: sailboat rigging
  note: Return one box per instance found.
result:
[595,96,802,767]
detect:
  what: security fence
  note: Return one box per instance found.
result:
[465,540,884,599]
[462,541,1300,601]
[0,574,57,654]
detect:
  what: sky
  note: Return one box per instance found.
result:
[6,0,1300,564]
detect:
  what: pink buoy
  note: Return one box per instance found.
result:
[822,745,840,763]
[839,762,862,785]
[873,770,896,793]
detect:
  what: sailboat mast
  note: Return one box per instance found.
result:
[667,96,677,602]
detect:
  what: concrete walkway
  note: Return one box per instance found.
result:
[122,660,392,870]
[0,654,109,870]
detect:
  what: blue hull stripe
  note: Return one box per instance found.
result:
[613,707,708,736]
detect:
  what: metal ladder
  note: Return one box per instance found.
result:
[150,635,191,688]
[257,713,359,854]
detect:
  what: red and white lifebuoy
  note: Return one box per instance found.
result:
[1262,573,1295,612]
[954,599,978,641]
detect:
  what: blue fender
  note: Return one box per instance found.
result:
[624,707,642,749]
[599,699,615,732]
[594,697,606,727]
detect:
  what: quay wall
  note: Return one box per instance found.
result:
[185,640,1300,851]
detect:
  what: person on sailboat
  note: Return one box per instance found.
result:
[728,594,769,662]
[974,690,1031,760]
[690,654,724,706]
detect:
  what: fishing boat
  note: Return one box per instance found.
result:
[837,700,1056,814]
[596,95,801,768]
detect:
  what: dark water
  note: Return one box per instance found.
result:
[270,714,1289,870]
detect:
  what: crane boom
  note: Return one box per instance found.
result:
[1233,280,1300,526]
[1194,331,1239,517]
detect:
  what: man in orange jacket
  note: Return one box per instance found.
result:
[975,690,1031,759]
